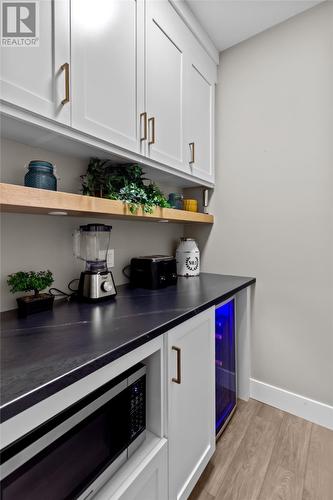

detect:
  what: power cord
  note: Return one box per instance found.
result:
[49,279,79,301]
[122,265,131,280]
[68,279,79,292]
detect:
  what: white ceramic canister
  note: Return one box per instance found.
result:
[176,238,200,276]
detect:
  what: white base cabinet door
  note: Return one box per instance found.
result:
[117,442,168,500]
[71,0,144,152]
[95,440,168,500]
[0,0,70,124]
[167,309,215,500]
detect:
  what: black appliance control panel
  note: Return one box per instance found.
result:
[128,375,146,442]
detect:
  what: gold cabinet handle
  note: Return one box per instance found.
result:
[189,142,195,164]
[172,346,181,384]
[61,63,70,105]
[148,116,155,145]
[140,112,147,141]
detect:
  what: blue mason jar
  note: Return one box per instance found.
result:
[168,192,183,209]
[24,160,57,191]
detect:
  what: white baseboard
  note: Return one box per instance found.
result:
[250,378,333,431]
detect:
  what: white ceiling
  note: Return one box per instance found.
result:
[185,0,324,51]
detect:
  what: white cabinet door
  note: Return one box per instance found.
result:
[0,0,70,124]
[145,0,188,173]
[185,60,215,183]
[95,440,168,500]
[71,0,144,153]
[118,442,168,500]
[167,309,215,500]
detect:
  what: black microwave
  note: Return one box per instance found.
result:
[0,363,146,500]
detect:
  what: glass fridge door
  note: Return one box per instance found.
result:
[215,299,236,437]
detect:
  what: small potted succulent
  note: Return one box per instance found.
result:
[7,270,54,317]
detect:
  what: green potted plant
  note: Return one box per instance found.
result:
[7,270,54,316]
[81,160,170,213]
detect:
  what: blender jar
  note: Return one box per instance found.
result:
[74,224,112,272]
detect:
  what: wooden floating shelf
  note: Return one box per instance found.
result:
[0,183,214,224]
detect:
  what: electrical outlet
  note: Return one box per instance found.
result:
[107,249,114,268]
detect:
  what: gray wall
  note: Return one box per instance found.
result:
[186,2,333,406]
[1,138,183,311]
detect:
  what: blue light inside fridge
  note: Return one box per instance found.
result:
[215,299,236,436]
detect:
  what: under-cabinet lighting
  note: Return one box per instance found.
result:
[158,219,169,223]
[48,211,68,216]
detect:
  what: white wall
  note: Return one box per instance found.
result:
[187,2,333,406]
[0,138,183,311]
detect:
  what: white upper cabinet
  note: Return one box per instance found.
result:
[1,0,217,185]
[144,0,216,182]
[167,309,215,500]
[0,0,70,124]
[145,0,188,173]
[185,55,215,183]
[71,0,144,153]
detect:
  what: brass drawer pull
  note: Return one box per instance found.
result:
[148,116,155,145]
[172,346,181,384]
[61,63,70,105]
[189,142,195,164]
[140,112,147,141]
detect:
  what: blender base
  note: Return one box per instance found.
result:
[78,270,117,302]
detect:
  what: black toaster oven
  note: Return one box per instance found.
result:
[130,255,177,289]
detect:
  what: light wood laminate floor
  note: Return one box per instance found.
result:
[189,399,333,500]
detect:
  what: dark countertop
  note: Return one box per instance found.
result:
[0,273,255,422]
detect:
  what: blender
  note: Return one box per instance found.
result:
[73,224,117,301]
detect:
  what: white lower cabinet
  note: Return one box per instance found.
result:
[1,309,217,500]
[95,439,168,500]
[94,309,216,500]
[117,442,168,500]
[167,309,216,500]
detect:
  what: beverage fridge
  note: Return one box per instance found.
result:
[215,298,237,438]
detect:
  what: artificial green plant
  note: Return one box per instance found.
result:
[81,159,170,214]
[7,270,54,297]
